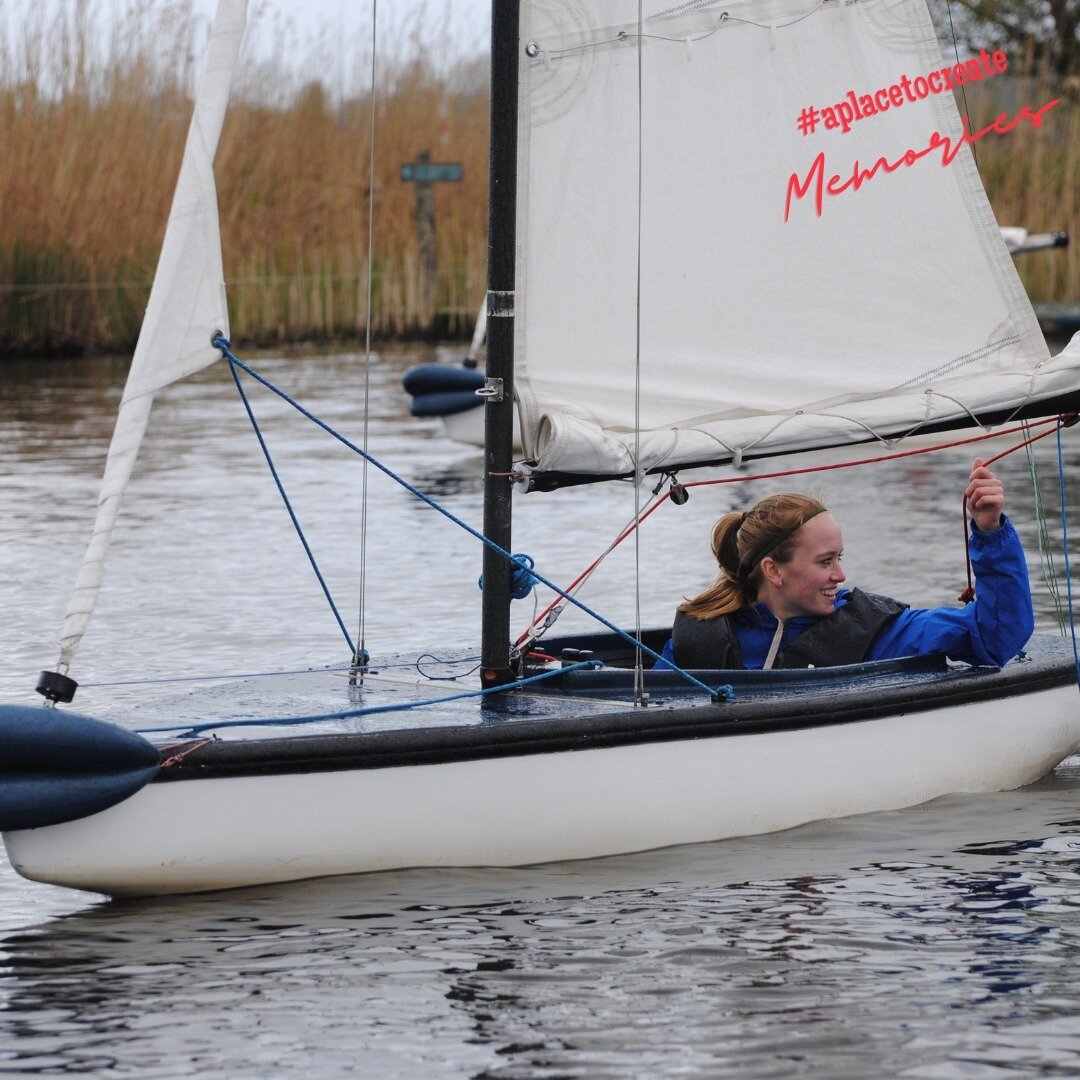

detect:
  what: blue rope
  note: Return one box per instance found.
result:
[139,658,605,736]
[212,337,728,702]
[1056,423,1080,690]
[228,357,356,655]
[480,552,538,599]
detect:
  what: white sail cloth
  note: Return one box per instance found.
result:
[58,0,247,669]
[513,0,1080,477]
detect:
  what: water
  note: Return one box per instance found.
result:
[3,346,1080,1076]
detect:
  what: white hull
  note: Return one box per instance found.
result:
[441,405,521,451]
[6,682,1079,897]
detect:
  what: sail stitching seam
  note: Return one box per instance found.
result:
[541,0,827,59]
[886,335,1023,392]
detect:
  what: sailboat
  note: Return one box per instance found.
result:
[4,0,1080,897]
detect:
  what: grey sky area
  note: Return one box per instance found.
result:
[194,0,490,59]
[0,0,492,103]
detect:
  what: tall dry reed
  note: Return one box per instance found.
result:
[963,72,1080,307]
[0,1,1075,356]
[0,0,489,354]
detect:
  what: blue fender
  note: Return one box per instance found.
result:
[408,389,485,418]
[402,364,485,417]
[0,705,161,831]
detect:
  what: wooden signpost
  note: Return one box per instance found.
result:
[401,150,463,329]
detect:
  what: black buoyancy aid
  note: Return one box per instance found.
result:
[671,589,909,670]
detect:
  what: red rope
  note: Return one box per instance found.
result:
[956,420,1067,601]
[516,494,672,646]
[516,414,1075,643]
[160,737,213,769]
[681,414,1073,492]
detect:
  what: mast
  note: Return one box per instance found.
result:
[479,1,521,687]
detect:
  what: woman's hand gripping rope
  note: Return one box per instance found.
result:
[965,458,1006,534]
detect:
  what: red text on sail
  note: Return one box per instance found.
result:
[783,100,1060,222]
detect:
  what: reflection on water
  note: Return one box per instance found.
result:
[3,347,1080,1076]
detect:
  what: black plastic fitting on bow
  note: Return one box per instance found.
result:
[36,670,78,704]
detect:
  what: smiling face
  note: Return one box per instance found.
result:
[760,512,846,619]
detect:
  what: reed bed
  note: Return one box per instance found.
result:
[0,0,489,354]
[0,1,1075,356]
[965,75,1080,306]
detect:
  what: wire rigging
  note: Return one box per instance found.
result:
[956,420,1070,601]
[1055,424,1080,691]
[227,355,357,656]
[211,337,721,701]
[632,0,647,707]
[944,0,978,168]
[355,0,379,679]
[1025,433,1069,632]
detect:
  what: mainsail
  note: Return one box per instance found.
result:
[57,0,248,670]
[513,0,1080,479]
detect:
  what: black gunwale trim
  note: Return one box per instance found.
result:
[153,651,1077,783]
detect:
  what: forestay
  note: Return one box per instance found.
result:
[57,0,247,669]
[513,0,1080,479]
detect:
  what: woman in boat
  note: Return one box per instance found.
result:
[659,459,1033,670]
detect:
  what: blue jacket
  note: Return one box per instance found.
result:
[657,516,1033,670]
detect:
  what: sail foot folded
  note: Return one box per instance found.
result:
[529,341,1080,480]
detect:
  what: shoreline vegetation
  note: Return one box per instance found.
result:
[0,2,1076,358]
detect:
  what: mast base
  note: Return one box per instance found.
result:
[480,667,518,689]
